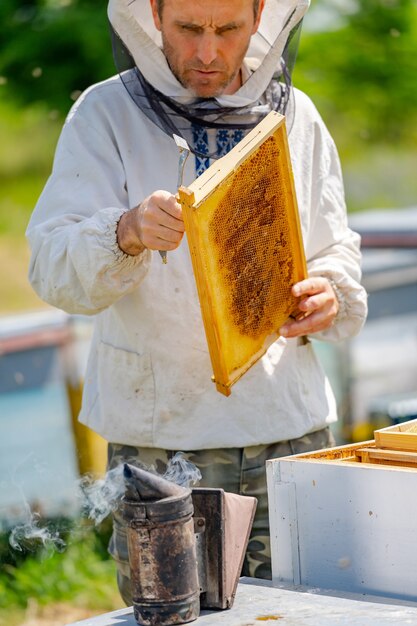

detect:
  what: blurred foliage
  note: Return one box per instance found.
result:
[294,0,417,147]
[0,517,119,613]
[0,0,115,114]
[0,102,62,238]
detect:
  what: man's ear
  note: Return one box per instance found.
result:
[149,0,162,31]
[252,0,266,34]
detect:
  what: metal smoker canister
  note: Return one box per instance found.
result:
[122,464,200,626]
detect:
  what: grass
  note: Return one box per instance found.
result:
[342,146,417,212]
[0,101,62,315]
[0,236,48,313]
[0,519,123,626]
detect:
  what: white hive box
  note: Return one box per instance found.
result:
[266,427,417,602]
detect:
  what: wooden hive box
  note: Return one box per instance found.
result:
[179,111,307,396]
[266,419,417,601]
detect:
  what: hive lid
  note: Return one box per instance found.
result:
[179,111,307,396]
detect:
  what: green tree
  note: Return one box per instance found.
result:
[0,0,115,114]
[295,0,417,145]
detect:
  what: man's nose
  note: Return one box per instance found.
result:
[196,33,218,66]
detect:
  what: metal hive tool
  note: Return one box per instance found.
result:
[178,111,307,396]
[158,134,190,264]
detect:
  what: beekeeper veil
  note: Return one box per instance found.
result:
[108,0,309,155]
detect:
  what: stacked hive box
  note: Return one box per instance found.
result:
[266,419,417,601]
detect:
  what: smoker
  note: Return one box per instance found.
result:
[122,464,257,626]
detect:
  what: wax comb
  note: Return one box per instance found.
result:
[178,111,307,396]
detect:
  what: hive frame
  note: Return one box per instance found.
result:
[179,111,307,396]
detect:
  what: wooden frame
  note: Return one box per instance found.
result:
[179,111,307,395]
[374,418,417,451]
[285,419,417,469]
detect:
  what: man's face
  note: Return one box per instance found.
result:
[150,0,264,98]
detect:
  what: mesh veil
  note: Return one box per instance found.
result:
[109,18,303,159]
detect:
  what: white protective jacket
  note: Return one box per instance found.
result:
[27,0,367,449]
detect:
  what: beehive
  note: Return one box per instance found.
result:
[179,111,307,396]
[266,422,417,601]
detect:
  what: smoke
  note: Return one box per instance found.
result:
[8,452,200,553]
[9,511,66,554]
[79,464,125,525]
[6,452,69,554]
[163,452,202,487]
[8,466,126,552]
[77,452,201,528]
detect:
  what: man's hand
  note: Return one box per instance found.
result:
[279,277,339,338]
[117,190,185,256]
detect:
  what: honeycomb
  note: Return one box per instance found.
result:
[179,112,307,395]
[210,136,297,338]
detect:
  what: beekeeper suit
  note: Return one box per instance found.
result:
[27,0,367,588]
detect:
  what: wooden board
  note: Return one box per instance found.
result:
[284,427,417,469]
[355,446,417,467]
[374,418,417,451]
[179,111,307,395]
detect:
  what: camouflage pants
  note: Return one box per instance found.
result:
[107,427,335,606]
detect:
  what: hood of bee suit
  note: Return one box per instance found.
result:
[107,0,310,109]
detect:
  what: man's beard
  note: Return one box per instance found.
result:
[161,36,240,98]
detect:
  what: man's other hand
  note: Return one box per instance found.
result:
[117,191,185,256]
[279,277,339,338]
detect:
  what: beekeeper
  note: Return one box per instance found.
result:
[27,0,367,595]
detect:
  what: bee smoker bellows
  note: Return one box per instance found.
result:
[122,464,200,626]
